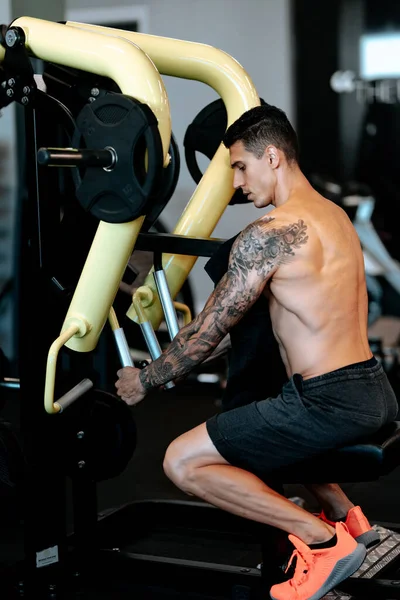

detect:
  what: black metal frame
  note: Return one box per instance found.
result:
[17,92,70,597]
[136,231,225,257]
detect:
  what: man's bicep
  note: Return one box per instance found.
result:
[191,254,271,343]
[205,221,286,332]
[196,216,309,339]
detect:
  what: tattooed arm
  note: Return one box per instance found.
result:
[203,334,231,363]
[115,217,308,404]
[138,217,308,391]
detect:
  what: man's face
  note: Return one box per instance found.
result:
[229,140,275,208]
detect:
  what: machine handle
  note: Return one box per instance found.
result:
[45,322,93,414]
[54,378,94,413]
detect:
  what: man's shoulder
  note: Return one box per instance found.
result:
[240,209,306,239]
[233,211,309,263]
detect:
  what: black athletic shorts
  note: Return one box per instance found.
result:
[206,357,398,478]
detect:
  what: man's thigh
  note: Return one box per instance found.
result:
[167,422,230,469]
[205,385,320,478]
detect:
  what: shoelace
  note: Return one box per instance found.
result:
[285,548,314,589]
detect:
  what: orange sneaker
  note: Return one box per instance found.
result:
[269,522,366,600]
[318,506,380,548]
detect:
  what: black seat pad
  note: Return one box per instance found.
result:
[269,421,400,484]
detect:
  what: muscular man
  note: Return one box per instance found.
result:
[115,104,398,600]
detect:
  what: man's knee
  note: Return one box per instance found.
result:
[163,423,222,493]
[163,436,195,493]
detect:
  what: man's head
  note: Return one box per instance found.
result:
[223,104,299,207]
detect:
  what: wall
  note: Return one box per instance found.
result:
[66,0,294,312]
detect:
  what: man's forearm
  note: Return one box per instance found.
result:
[203,334,231,363]
[139,323,219,391]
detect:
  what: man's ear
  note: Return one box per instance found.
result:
[265,145,280,169]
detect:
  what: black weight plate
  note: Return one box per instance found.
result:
[184,98,226,184]
[85,390,137,482]
[183,98,266,205]
[63,389,137,482]
[72,95,164,223]
[142,131,180,231]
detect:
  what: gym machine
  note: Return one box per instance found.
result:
[1,15,400,600]
[0,15,267,599]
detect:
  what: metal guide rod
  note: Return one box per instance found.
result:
[153,252,180,341]
[139,323,174,391]
[131,298,174,390]
[113,328,135,368]
[109,308,135,368]
[139,321,164,363]
[109,306,174,389]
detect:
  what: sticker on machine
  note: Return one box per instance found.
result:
[36,545,59,568]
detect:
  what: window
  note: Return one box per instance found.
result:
[360,33,400,80]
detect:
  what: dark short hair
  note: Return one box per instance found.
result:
[223,103,299,163]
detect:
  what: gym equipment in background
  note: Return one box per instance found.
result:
[311,175,400,327]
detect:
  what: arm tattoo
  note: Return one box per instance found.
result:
[139,217,308,390]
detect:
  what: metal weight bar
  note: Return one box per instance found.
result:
[37,147,116,169]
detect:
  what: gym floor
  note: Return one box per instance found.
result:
[1,379,400,595]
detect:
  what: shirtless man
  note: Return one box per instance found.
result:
[115,104,398,600]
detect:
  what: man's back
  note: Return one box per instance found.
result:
[267,190,372,378]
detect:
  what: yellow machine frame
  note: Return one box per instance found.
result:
[1,16,260,412]
[64,20,260,329]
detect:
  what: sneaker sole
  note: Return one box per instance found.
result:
[355,529,380,548]
[270,542,366,600]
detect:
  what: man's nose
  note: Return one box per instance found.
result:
[233,171,243,190]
